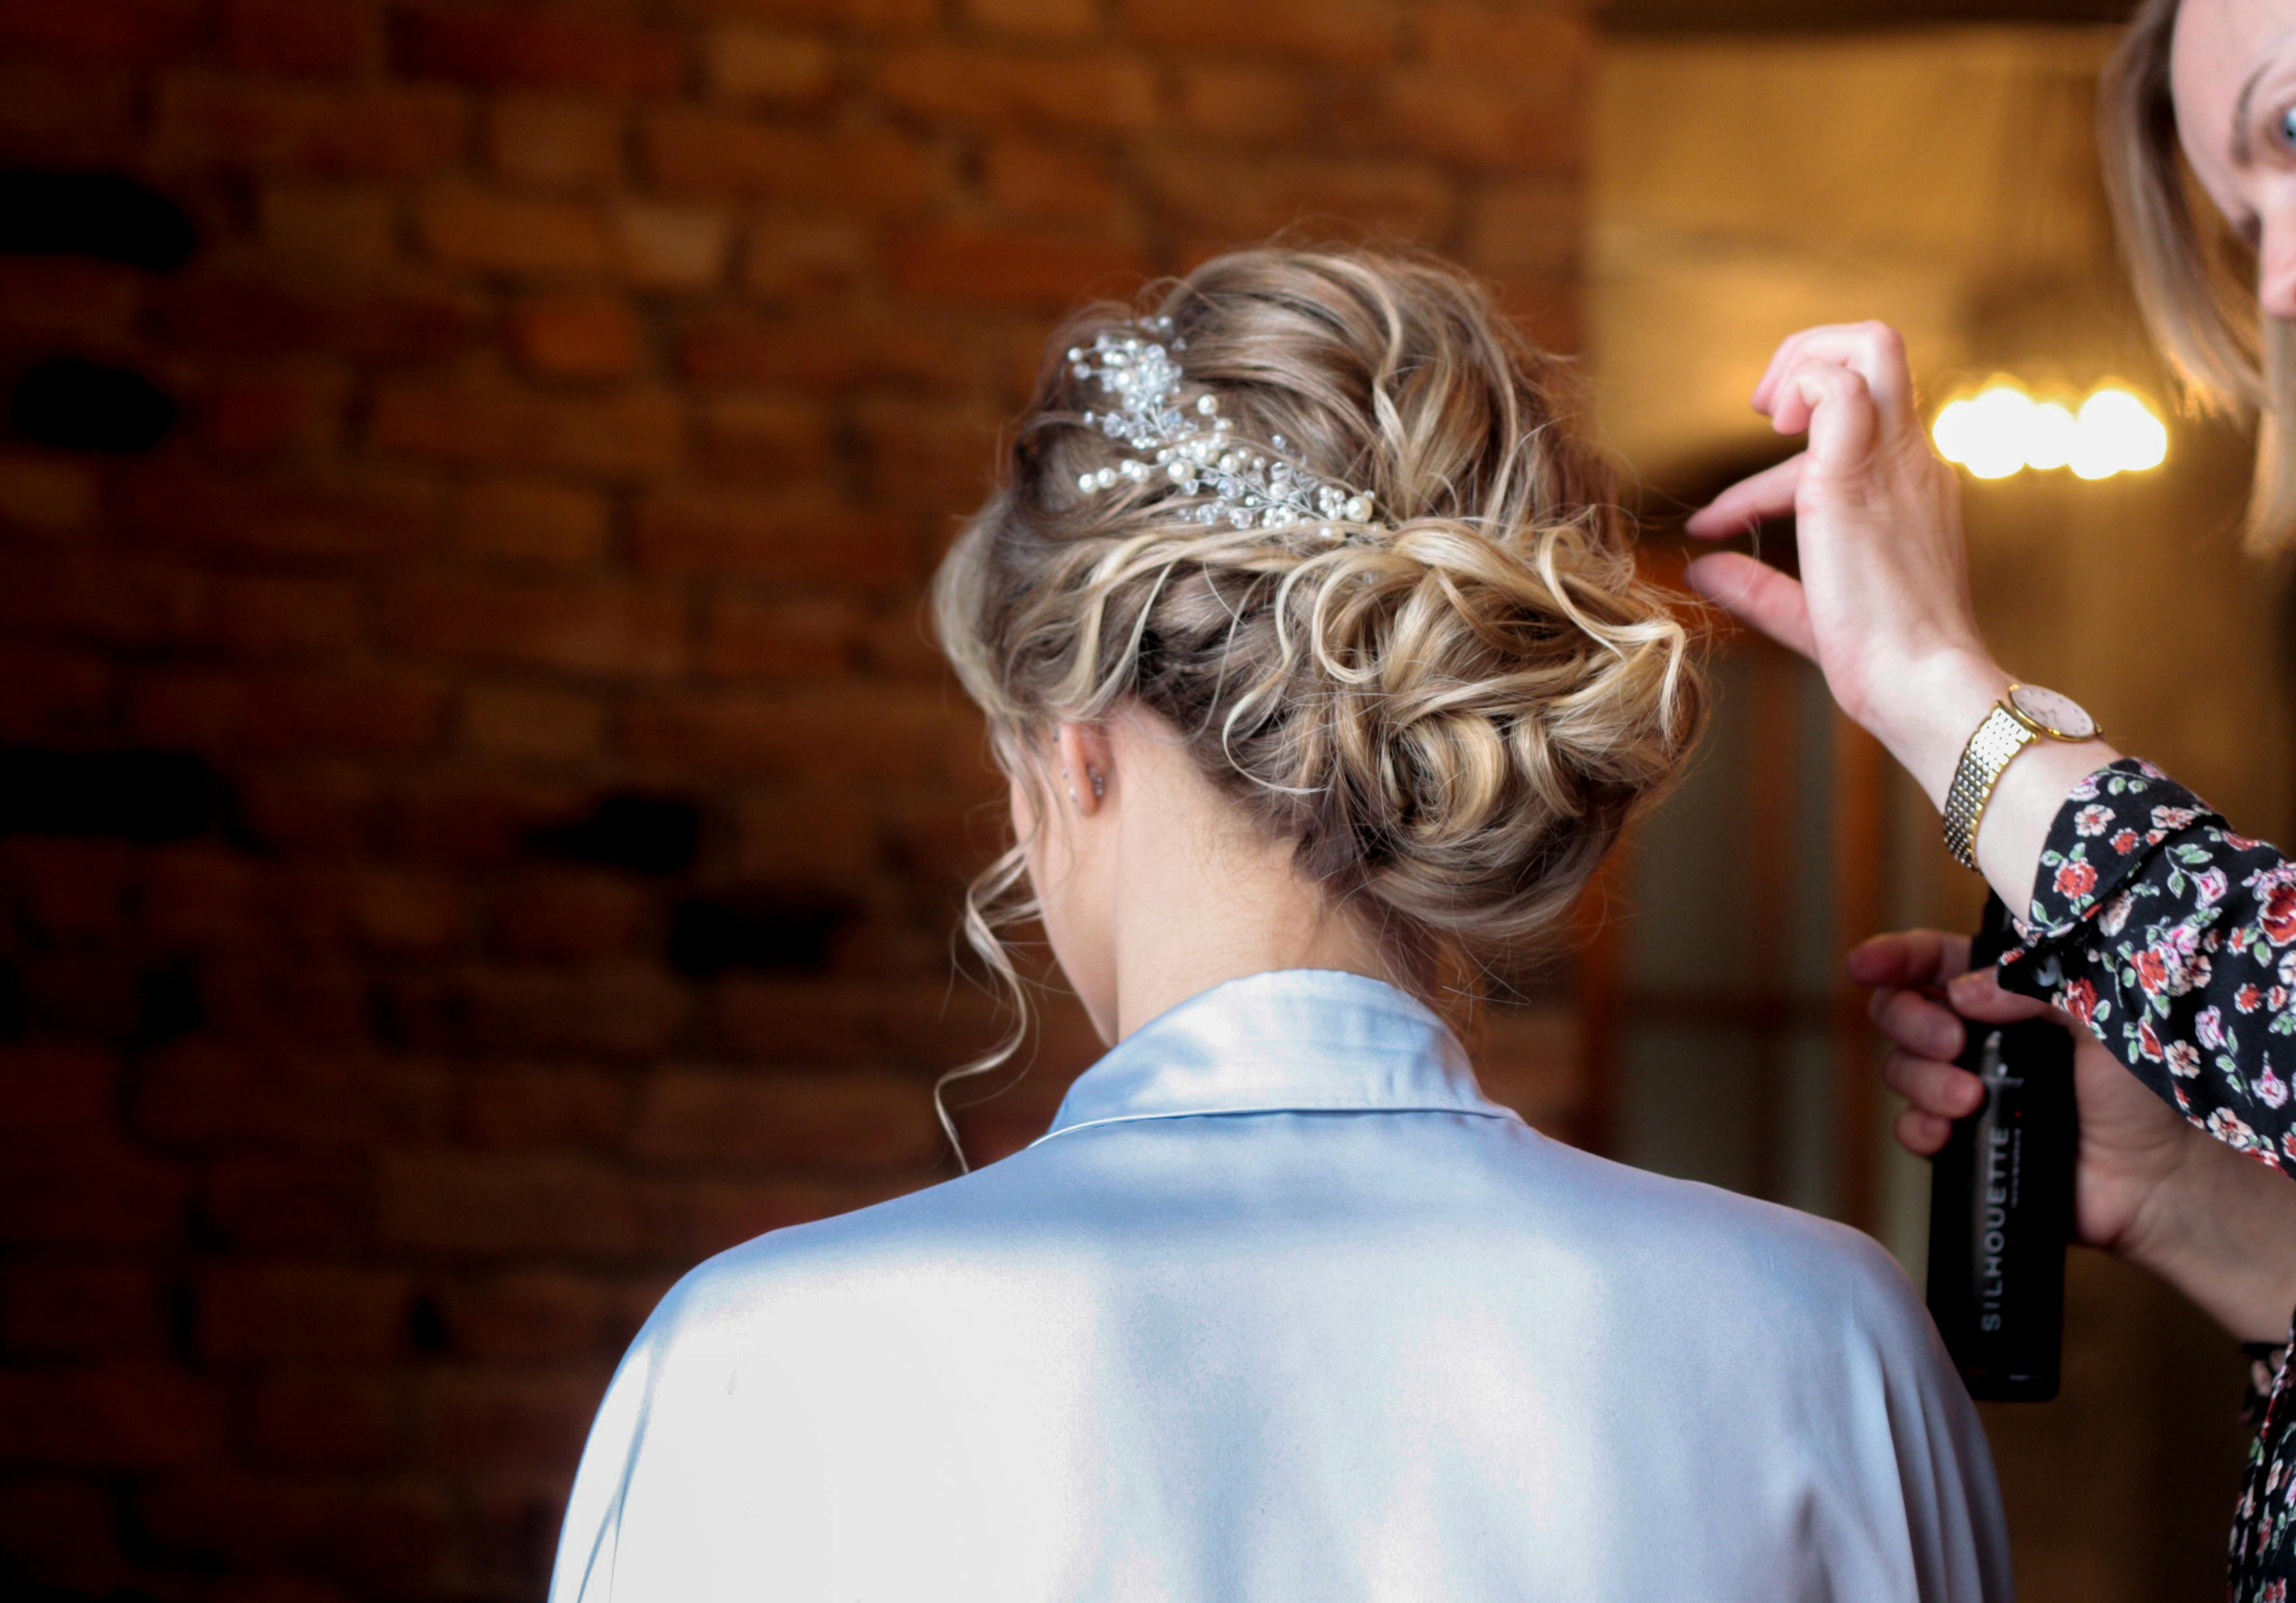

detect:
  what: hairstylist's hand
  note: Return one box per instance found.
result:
[1853,927,2296,1343]
[1683,323,2007,801]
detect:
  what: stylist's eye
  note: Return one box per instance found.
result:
[2278,104,2296,150]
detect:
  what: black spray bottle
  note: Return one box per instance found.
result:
[1923,892,2077,1401]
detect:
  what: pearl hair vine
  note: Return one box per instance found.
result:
[1068,316,1380,536]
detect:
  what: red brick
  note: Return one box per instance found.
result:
[198,1265,413,1361]
[712,976,1009,1065]
[157,272,482,364]
[200,573,362,659]
[965,0,1098,34]
[459,683,608,765]
[221,0,368,74]
[379,576,686,677]
[1364,70,1581,169]
[0,550,202,651]
[0,256,143,346]
[371,379,684,479]
[704,594,866,678]
[418,184,611,275]
[644,112,934,210]
[623,686,958,781]
[733,786,881,881]
[450,478,611,568]
[128,669,448,756]
[417,1369,603,1472]
[257,183,402,267]
[197,957,376,1047]
[505,290,646,379]
[879,44,1156,131]
[391,773,585,869]
[6,843,133,944]
[236,762,378,854]
[0,1367,225,1468]
[395,9,684,93]
[675,0,934,23]
[378,1151,646,1258]
[197,1154,371,1250]
[395,965,689,1058]
[1172,63,1318,143]
[740,210,870,296]
[0,60,138,164]
[1418,7,1592,73]
[457,1064,631,1149]
[1139,146,1454,241]
[434,1270,612,1360]
[889,223,1148,308]
[676,1173,916,1257]
[0,1041,116,1135]
[138,1475,447,1585]
[152,71,468,179]
[0,1141,186,1246]
[120,465,441,562]
[1118,0,1396,62]
[694,393,835,480]
[633,488,914,584]
[0,453,100,531]
[706,24,836,102]
[136,1035,445,1145]
[677,306,968,387]
[0,1474,125,1578]
[851,397,997,509]
[0,0,203,61]
[0,647,110,741]
[633,1067,941,1168]
[489,873,648,963]
[1467,176,1582,277]
[196,368,348,457]
[613,199,734,288]
[488,93,624,187]
[1,1262,166,1356]
[247,1371,400,1468]
[304,866,469,958]
[983,139,1118,219]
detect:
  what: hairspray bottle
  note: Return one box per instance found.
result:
[1923,892,2077,1401]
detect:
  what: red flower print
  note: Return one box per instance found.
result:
[2110,829,2138,855]
[2239,985,2265,1014]
[2054,860,2098,900]
[2135,948,2169,993]
[2061,978,2097,1024]
[2138,1018,2164,1061]
[2263,883,2296,946]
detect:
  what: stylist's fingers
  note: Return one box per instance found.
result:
[1750,322,1918,423]
[1869,986,1965,1062]
[1944,962,2058,1026]
[1895,1106,1957,1158]
[1685,452,1804,538]
[1683,552,1817,660]
[1770,363,1879,469]
[1883,1048,1985,1122]
[1846,929,1972,990]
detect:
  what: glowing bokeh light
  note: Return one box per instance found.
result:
[1928,379,2168,480]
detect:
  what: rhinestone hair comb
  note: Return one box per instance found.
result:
[1069,316,1378,534]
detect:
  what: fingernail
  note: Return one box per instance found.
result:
[1946,970,1988,1007]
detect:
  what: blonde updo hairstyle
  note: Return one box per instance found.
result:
[932,245,1702,1138]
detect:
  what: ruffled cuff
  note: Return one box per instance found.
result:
[1999,756,2226,959]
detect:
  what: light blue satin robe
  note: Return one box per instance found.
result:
[549,968,2011,1601]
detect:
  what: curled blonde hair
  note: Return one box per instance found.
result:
[2102,0,2296,549]
[930,245,1704,1160]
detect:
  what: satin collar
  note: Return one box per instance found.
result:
[1038,968,1519,1144]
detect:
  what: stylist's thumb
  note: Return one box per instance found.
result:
[1944,963,2057,1027]
[1780,361,1879,474]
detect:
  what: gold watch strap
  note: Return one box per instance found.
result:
[1942,704,2038,872]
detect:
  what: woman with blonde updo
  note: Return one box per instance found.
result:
[547,245,2010,1602]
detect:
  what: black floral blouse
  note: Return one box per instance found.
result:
[1997,756,2296,1600]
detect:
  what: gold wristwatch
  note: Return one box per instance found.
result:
[1942,683,2102,871]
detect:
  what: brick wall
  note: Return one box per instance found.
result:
[0,1,1590,1597]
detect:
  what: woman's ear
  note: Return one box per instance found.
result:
[1055,721,1113,817]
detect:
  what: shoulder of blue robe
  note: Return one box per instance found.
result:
[549,1117,2008,1602]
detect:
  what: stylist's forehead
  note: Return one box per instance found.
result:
[2171,0,2296,231]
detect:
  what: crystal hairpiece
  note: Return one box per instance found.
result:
[1068,316,1378,534]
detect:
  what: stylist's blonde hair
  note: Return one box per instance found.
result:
[2103,0,2296,548]
[930,243,1702,1155]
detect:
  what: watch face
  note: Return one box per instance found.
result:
[2010,683,2097,740]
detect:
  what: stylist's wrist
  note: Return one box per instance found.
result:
[1854,646,2011,810]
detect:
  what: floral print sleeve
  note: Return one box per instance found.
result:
[1995,756,2296,1170]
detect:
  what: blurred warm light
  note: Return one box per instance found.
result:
[1931,378,2167,481]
